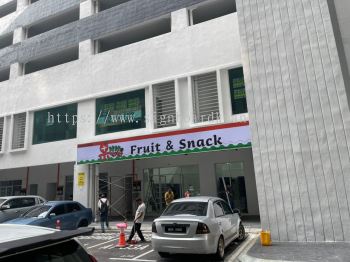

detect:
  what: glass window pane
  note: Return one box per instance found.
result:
[229,67,247,114]
[163,202,208,216]
[216,162,248,213]
[96,89,146,134]
[33,104,77,144]
[213,202,224,217]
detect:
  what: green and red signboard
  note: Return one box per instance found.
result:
[77,122,251,164]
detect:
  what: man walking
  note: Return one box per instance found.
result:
[127,198,146,243]
[98,193,110,233]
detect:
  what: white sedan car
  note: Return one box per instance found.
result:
[151,196,245,260]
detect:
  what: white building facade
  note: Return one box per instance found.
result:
[0,0,349,242]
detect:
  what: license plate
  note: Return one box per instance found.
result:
[165,225,186,233]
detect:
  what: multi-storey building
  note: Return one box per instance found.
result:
[0,0,349,242]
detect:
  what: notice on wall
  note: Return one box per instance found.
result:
[77,122,251,164]
[78,173,85,187]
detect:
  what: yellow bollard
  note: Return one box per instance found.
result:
[260,230,272,246]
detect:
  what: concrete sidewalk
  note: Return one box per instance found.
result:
[238,239,350,262]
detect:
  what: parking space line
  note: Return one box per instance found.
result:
[87,239,116,249]
[132,249,154,260]
[109,259,156,262]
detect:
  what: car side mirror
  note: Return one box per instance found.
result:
[0,205,10,210]
[49,213,56,218]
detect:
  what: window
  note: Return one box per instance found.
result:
[0,67,10,83]
[33,104,77,144]
[67,203,81,213]
[0,0,17,19]
[220,201,233,215]
[163,202,208,216]
[98,0,131,12]
[192,72,220,123]
[20,197,36,207]
[6,198,23,209]
[153,81,176,128]
[0,180,22,196]
[213,202,224,217]
[0,32,13,50]
[96,89,146,135]
[96,16,171,54]
[216,162,248,213]
[24,46,79,75]
[0,117,4,152]
[190,0,236,25]
[229,67,247,114]
[26,7,79,38]
[12,112,26,150]
[51,205,66,216]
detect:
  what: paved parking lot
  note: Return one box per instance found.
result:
[77,230,256,262]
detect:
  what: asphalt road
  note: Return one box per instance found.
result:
[77,230,251,262]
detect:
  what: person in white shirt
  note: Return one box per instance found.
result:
[127,198,146,243]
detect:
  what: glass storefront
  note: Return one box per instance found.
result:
[215,162,248,213]
[143,165,199,216]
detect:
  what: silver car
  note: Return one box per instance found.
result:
[151,196,245,260]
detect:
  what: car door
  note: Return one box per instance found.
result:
[219,200,238,239]
[45,204,70,229]
[213,201,231,243]
[66,203,81,229]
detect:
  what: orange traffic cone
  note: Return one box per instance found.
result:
[117,231,127,247]
[116,222,128,248]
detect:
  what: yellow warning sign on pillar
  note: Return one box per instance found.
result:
[78,173,85,187]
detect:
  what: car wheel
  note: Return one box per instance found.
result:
[158,252,170,258]
[237,223,245,242]
[214,236,225,260]
[78,220,88,227]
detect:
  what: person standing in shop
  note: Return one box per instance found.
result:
[164,187,174,206]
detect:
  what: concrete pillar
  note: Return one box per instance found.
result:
[16,0,28,11]
[171,8,189,32]
[80,0,95,19]
[79,39,94,59]
[9,63,23,79]
[73,164,91,207]
[13,27,25,44]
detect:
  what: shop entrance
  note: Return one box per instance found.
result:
[143,165,199,216]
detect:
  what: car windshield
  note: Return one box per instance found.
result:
[0,199,6,205]
[23,205,51,218]
[162,202,208,216]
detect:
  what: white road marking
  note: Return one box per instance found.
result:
[100,244,115,249]
[226,234,258,261]
[87,239,116,249]
[132,249,154,259]
[109,259,156,262]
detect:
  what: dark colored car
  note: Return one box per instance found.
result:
[0,224,97,262]
[0,195,46,223]
[6,201,93,230]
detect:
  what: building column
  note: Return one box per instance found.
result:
[73,164,97,209]
[171,8,189,32]
[16,0,28,11]
[80,0,95,19]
